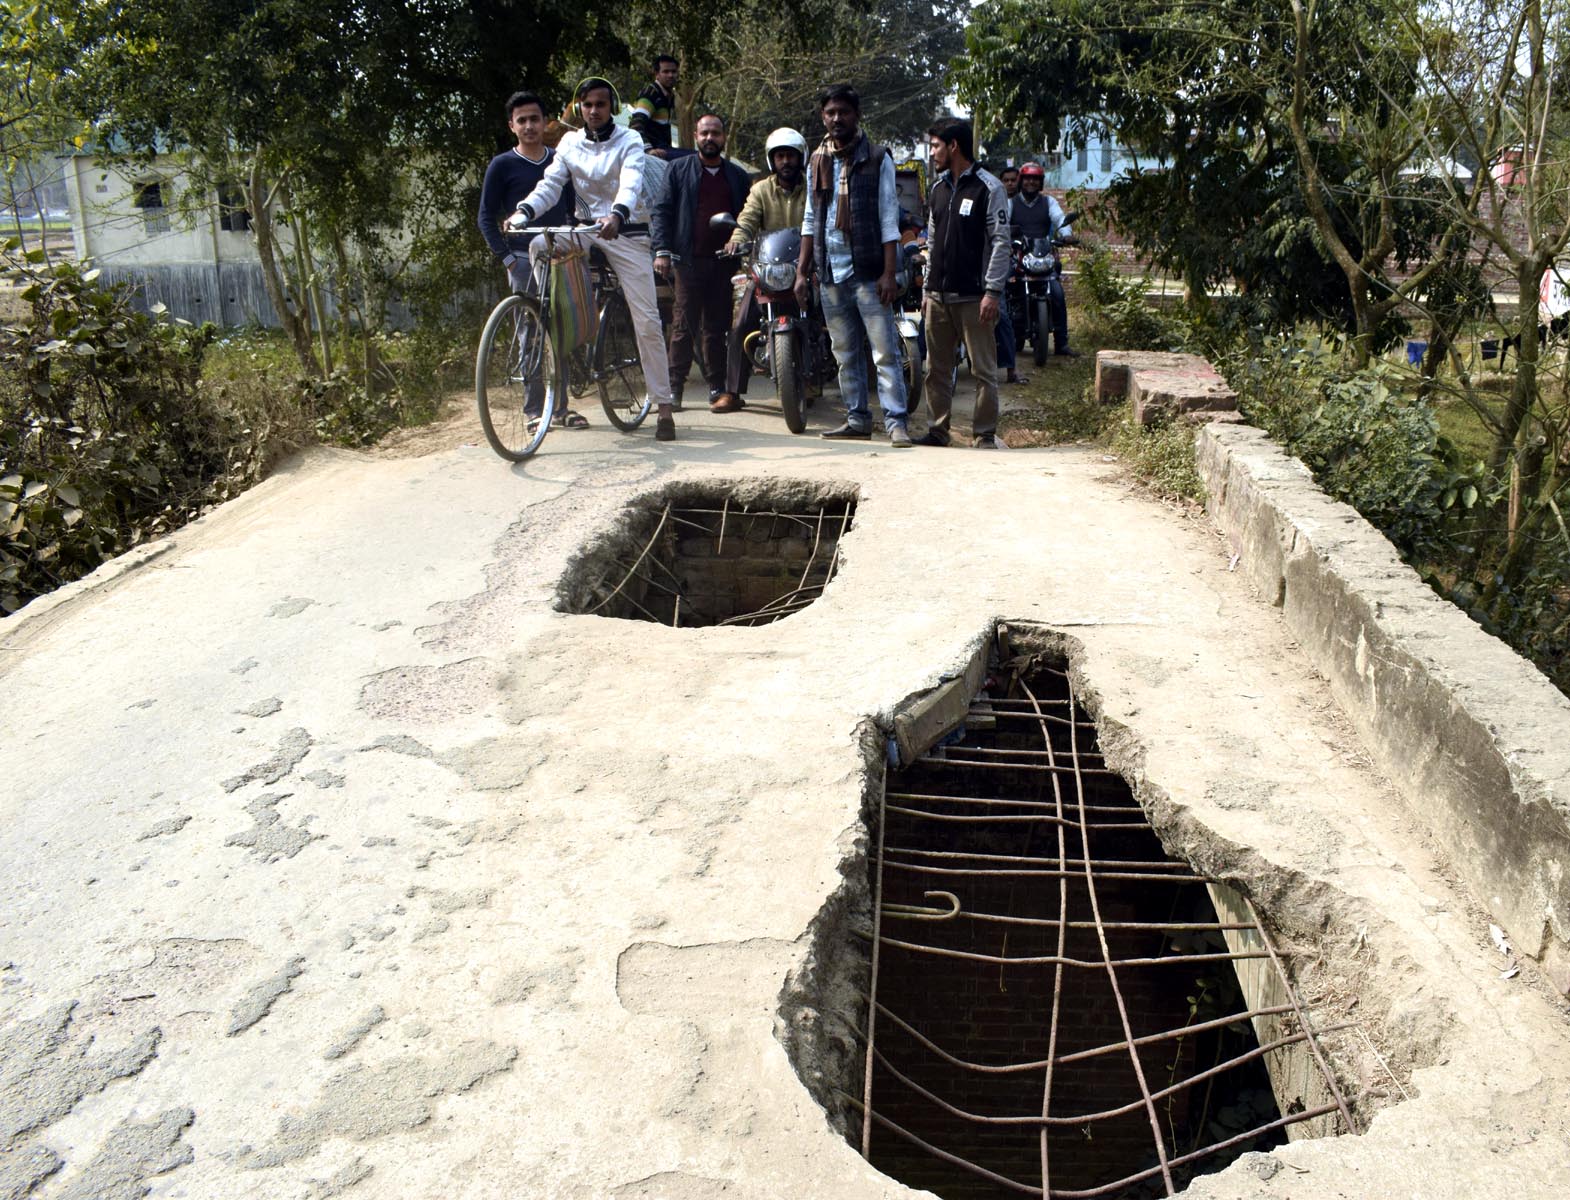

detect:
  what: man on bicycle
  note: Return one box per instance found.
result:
[512,77,678,441]
[478,90,582,427]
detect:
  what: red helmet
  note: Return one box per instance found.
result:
[1018,162,1046,179]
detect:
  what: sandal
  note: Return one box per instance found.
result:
[559,409,590,430]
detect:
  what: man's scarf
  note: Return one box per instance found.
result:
[811,130,870,234]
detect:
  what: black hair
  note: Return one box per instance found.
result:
[999,164,1020,177]
[817,83,861,112]
[695,112,726,131]
[576,77,615,102]
[927,117,974,161]
[504,90,546,121]
[654,54,678,70]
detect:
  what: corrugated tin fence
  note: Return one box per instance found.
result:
[101,263,421,330]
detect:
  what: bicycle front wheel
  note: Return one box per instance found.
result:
[476,293,559,461]
[594,292,651,431]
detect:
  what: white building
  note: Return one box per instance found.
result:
[62,152,294,327]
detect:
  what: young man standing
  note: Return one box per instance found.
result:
[915,119,1011,449]
[653,113,751,413]
[630,55,679,158]
[721,126,809,407]
[999,165,1020,198]
[795,83,910,446]
[512,77,678,441]
[477,90,584,426]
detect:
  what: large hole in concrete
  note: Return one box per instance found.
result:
[558,481,857,627]
[784,628,1371,1199]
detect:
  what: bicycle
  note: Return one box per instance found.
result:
[474,223,651,461]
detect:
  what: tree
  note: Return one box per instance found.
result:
[63,0,623,379]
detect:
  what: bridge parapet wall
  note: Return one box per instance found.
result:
[1195,420,1570,995]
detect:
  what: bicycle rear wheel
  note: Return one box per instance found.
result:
[476,293,559,461]
[594,291,651,431]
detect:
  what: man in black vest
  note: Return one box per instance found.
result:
[653,114,751,412]
[794,84,911,446]
[916,119,1011,448]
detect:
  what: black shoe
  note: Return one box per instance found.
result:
[1054,347,1081,358]
[913,429,950,447]
[974,434,1002,449]
[821,422,871,440]
[656,415,676,442]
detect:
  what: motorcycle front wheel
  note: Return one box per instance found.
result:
[774,330,806,434]
[1033,297,1051,367]
[898,327,923,414]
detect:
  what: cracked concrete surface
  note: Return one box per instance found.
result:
[2,412,1569,1198]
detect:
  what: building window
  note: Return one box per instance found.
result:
[134,179,170,234]
[217,182,251,232]
[1076,143,1088,173]
[1100,138,1113,173]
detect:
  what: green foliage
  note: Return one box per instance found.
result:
[1229,337,1488,561]
[1076,245,1189,352]
[0,249,318,613]
[1108,415,1206,504]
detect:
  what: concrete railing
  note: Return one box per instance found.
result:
[1193,420,1570,995]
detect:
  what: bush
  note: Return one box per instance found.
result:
[1077,244,1191,352]
[1227,336,1487,563]
[0,248,304,613]
[1109,416,1206,504]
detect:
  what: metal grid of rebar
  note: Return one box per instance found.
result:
[580,498,852,627]
[847,659,1357,1198]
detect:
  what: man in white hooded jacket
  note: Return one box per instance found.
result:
[512,78,678,441]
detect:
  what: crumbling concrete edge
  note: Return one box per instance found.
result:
[1195,421,1570,994]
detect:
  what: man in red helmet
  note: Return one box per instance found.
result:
[1009,162,1077,358]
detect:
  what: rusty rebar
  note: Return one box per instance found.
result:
[585,502,671,615]
[1245,894,1358,1134]
[1060,672,1175,1194]
[870,995,1304,1075]
[876,931,1270,969]
[860,773,890,1159]
[887,803,1151,830]
[886,790,1142,815]
[885,861,1210,884]
[917,755,1121,776]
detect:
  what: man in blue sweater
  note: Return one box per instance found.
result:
[477,91,584,426]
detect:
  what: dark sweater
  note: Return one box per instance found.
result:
[477,147,576,260]
[651,154,751,260]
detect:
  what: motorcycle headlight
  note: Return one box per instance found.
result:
[759,262,797,292]
[1023,254,1052,273]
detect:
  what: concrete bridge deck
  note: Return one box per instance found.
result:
[3,399,1568,1199]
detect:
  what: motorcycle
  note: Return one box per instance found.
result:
[714,214,833,434]
[1007,210,1079,367]
[891,240,925,412]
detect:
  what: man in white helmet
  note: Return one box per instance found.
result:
[716,127,809,410]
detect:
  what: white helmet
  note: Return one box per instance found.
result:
[764,127,807,165]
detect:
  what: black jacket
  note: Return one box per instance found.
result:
[652,154,752,260]
[926,164,1012,301]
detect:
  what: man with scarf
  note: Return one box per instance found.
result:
[512,77,678,441]
[794,84,911,446]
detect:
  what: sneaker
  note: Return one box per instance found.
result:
[913,429,950,447]
[656,415,676,442]
[1053,347,1081,358]
[821,422,872,440]
[888,424,913,448]
[974,434,1002,449]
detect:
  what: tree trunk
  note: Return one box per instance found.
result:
[247,158,321,377]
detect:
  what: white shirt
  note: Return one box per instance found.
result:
[521,123,649,223]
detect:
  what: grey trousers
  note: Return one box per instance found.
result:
[922,296,1000,439]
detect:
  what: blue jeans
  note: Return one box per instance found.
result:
[820,278,908,432]
[995,303,1017,371]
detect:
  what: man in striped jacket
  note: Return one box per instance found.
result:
[915,118,1011,449]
